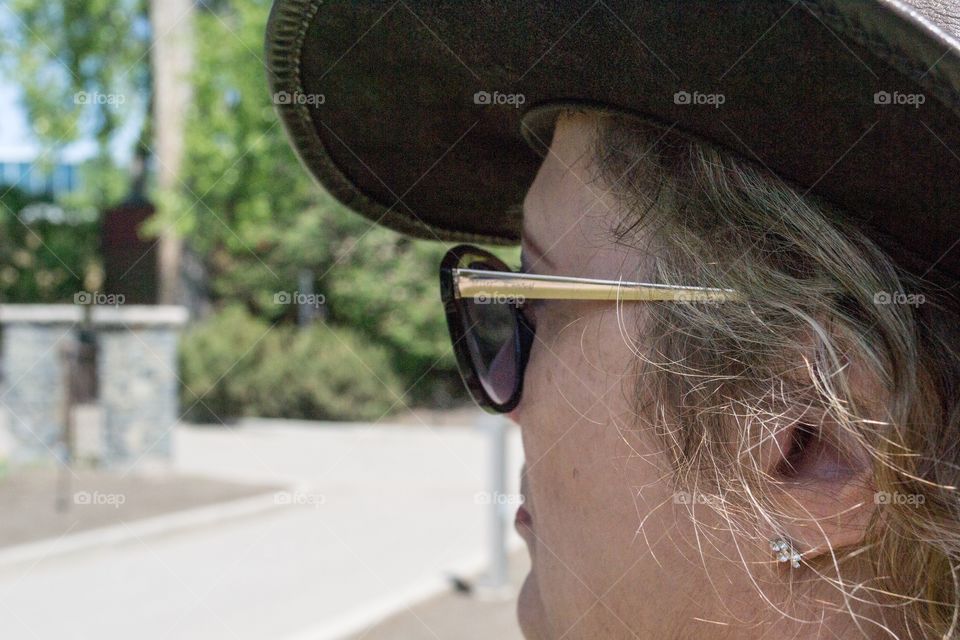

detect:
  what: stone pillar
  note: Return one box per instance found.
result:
[0,305,188,468]
[0,308,74,462]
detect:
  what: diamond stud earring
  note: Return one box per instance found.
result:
[771,537,801,568]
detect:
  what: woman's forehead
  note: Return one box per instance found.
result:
[521,113,643,276]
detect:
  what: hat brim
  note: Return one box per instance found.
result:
[266,0,960,279]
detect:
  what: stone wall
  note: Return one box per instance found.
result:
[0,305,188,469]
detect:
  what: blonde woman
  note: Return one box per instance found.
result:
[268,1,960,637]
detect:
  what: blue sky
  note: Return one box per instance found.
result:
[0,78,143,166]
[0,80,98,163]
[0,5,140,166]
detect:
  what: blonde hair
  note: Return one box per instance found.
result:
[591,111,960,638]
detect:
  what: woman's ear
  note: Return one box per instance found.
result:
[759,352,882,561]
[766,414,874,556]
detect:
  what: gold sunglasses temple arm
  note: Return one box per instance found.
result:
[454,273,745,303]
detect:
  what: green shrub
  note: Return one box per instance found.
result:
[179,304,270,422]
[179,306,403,422]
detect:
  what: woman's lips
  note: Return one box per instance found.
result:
[517,466,532,534]
[515,504,533,531]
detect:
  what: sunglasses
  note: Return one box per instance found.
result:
[439,244,744,413]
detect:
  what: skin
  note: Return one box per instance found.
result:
[509,111,886,639]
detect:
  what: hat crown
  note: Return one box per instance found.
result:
[267,0,960,280]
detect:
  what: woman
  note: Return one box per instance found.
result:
[267,2,960,637]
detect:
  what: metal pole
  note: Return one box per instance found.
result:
[55,337,74,513]
[56,303,97,511]
[478,412,508,591]
[297,269,317,326]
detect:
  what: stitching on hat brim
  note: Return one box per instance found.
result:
[266,0,519,246]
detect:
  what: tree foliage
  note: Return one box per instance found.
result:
[0,1,149,299]
[173,0,474,403]
[0,187,99,303]
[2,0,151,151]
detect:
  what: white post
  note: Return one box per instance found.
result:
[476,412,509,593]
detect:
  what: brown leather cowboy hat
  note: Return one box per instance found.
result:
[265,1,960,281]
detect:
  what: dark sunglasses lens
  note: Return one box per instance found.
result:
[458,267,520,406]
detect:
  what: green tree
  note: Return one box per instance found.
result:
[2,0,151,209]
[175,0,471,404]
[4,0,193,302]
[1,0,151,301]
[0,187,99,303]
[3,0,150,146]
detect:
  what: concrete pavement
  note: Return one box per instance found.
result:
[0,418,525,639]
[348,550,528,640]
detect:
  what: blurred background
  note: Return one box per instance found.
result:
[0,1,525,638]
